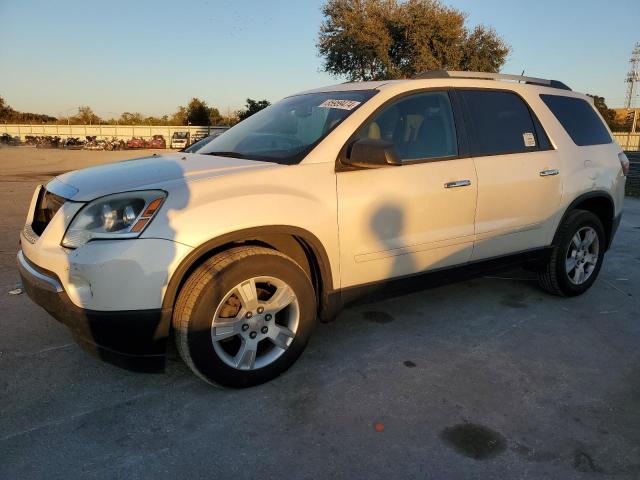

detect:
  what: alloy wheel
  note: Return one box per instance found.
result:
[210,276,299,370]
[565,226,600,285]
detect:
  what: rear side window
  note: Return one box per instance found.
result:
[540,94,612,146]
[459,90,541,156]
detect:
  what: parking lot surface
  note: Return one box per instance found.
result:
[1,146,639,479]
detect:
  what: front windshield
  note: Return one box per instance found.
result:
[196,90,377,164]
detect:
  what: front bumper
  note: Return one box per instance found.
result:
[17,250,170,372]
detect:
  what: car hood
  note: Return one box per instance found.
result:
[46,153,279,201]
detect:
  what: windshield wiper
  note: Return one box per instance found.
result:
[204,150,291,164]
[205,151,250,159]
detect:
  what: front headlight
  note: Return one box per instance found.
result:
[62,190,166,248]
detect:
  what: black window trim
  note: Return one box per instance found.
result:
[335,87,470,172]
[452,87,555,159]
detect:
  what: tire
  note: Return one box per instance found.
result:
[173,246,317,388]
[537,209,605,296]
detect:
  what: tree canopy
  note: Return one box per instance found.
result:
[0,96,8,117]
[317,0,510,80]
[72,106,101,124]
[587,94,622,131]
[237,99,271,121]
[0,95,57,123]
[0,94,243,126]
[186,98,210,125]
[119,112,145,124]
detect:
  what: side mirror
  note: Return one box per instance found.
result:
[343,138,401,168]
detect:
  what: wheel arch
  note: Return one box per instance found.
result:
[554,191,615,250]
[160,226,337,338]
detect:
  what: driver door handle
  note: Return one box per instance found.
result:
[444,179,471,189]
[539,169,559,177]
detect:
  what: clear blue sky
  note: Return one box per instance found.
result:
[0,0,638,118]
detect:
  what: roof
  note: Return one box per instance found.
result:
[291,71,572,97]
[413,70,571,90]
[293,80,400,95]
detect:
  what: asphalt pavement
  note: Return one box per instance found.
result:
[1,148,639,479]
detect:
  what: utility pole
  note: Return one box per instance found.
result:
[624,43,640,110]
[624,43,640,149]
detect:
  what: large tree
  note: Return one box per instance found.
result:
[318,0,510,81]
[186,98,211,125]
[116,112,144,125]
[237,98,271,121]
[168,99,230,126]
[209,106,223,126]
[171,106,188,125]
[71,106,101,124]
[0,96,9,118]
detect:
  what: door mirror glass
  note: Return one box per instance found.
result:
[343,138,401,168]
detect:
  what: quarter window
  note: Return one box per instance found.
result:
[540,94,612,146]
[355,91,458,162]
[459,90,540,156]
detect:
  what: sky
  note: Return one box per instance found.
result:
[0,0,638,119]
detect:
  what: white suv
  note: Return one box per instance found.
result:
[18,71,627,387]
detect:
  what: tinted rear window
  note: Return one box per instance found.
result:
[540,94,611,146]
[459,90,540,156]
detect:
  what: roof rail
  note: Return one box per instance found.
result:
[413,70,572,91]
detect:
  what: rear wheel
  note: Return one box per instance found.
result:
[172,246,316,388]
[537,209,605,296]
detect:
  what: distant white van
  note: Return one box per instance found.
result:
[170,131,189,149]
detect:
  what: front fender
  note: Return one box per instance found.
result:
[141,160,340,306]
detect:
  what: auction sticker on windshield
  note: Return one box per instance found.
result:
[318,99,361,110]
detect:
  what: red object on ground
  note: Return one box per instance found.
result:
[126,137,146,149]
[146,135,166,149]
[374,423,385,432]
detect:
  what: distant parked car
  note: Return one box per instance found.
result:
[146,135,166,149]
[126,137,146,149]
[170,131,190,149]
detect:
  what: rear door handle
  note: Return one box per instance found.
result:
[444,179,471,189]
[539,169,559,177]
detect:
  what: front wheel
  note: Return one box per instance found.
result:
[172,246,316,388]
[537,209,605,296]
